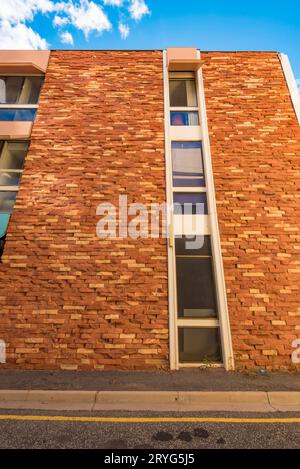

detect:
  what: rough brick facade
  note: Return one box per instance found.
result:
[202,52,300,370]
[0,50,169,370]
[0,50,299,371]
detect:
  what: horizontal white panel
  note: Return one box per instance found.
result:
[177,318,219,327]
[172,187,206,193]
[170,125,202,141]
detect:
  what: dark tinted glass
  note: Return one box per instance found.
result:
[179,327,221,363]
[0,172,21,186]
[169,79,197,107]
[0,77,43,104]
[169,80,187,106]
[172,141,205,188]
[175,235,212,256]
[0,191,17,213]
[0,141,29,170]
[173,192,208,215]
[176,257,217,318]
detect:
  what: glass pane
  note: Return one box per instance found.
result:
[170,111,199,126]
[175,235,212,256]
[0,109,37,121]
[174,192,208,215]
[0,172,21,186]
[0,77,43,104]
[169,80,187,107]
[0,213,10,238]
[169,79,197,107]
[186,80,198,106]
[0,141,28,170]
[19,77,43,105]
[172,142,205,187]
[0,77,23,104]
[176,257,217,318]
[0,191,17,213]
[179,327,221,363]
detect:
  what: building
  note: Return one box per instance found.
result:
[0,48,299,371]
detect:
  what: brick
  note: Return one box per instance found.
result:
[0,50,168,371]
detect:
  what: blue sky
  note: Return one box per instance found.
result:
[0,0,299,79]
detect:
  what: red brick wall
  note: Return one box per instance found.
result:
[0,51,169,370]
[202,52,300,370]
[1,50,299,372]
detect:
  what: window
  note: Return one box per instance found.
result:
[165,55,233,369]
[169,73,198,107]
[0,141,29,255]
[0,77,43,105]
[0,109,37,121]
[172,142,205,187]
[170,111,199,126]
[175,236,218,319]
[178,327,221,363]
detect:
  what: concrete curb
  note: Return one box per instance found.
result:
[0,390,300,412]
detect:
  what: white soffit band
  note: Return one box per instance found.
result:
[279,53,300,125]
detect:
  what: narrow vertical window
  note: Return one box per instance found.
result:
[172,142,205,187]
[169,73,198,107]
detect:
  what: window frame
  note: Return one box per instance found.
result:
[0,74,44,109]
[0,140,29,191]
[0,140,30,251]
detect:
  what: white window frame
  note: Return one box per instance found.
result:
[0,74,44,113]
[0,140,29,191]
[163,50,234,370]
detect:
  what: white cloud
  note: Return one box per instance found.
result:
[0,0,150,48]
[0,0,54,24]
[53,14,69,27]
[296,79,300,94]
[0,19,48,49]
[61,0,111,38]
[128,0,149,21]
[60,30,74,45]
[103,0,123,6]
[118,22,129,39]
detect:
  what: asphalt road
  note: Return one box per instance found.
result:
[0,410,299,449]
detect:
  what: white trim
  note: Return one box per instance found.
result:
[173,214,211,236]
[178,362,223,368]
[163,50,178,370]
[0,186,19,191]
[196,51,234,371]
[279,53,300,125]
[0,105,38,109]
[177,318,219,327]
[170,107,198,112]
[170,125,202,141]
[173,187,206,193]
